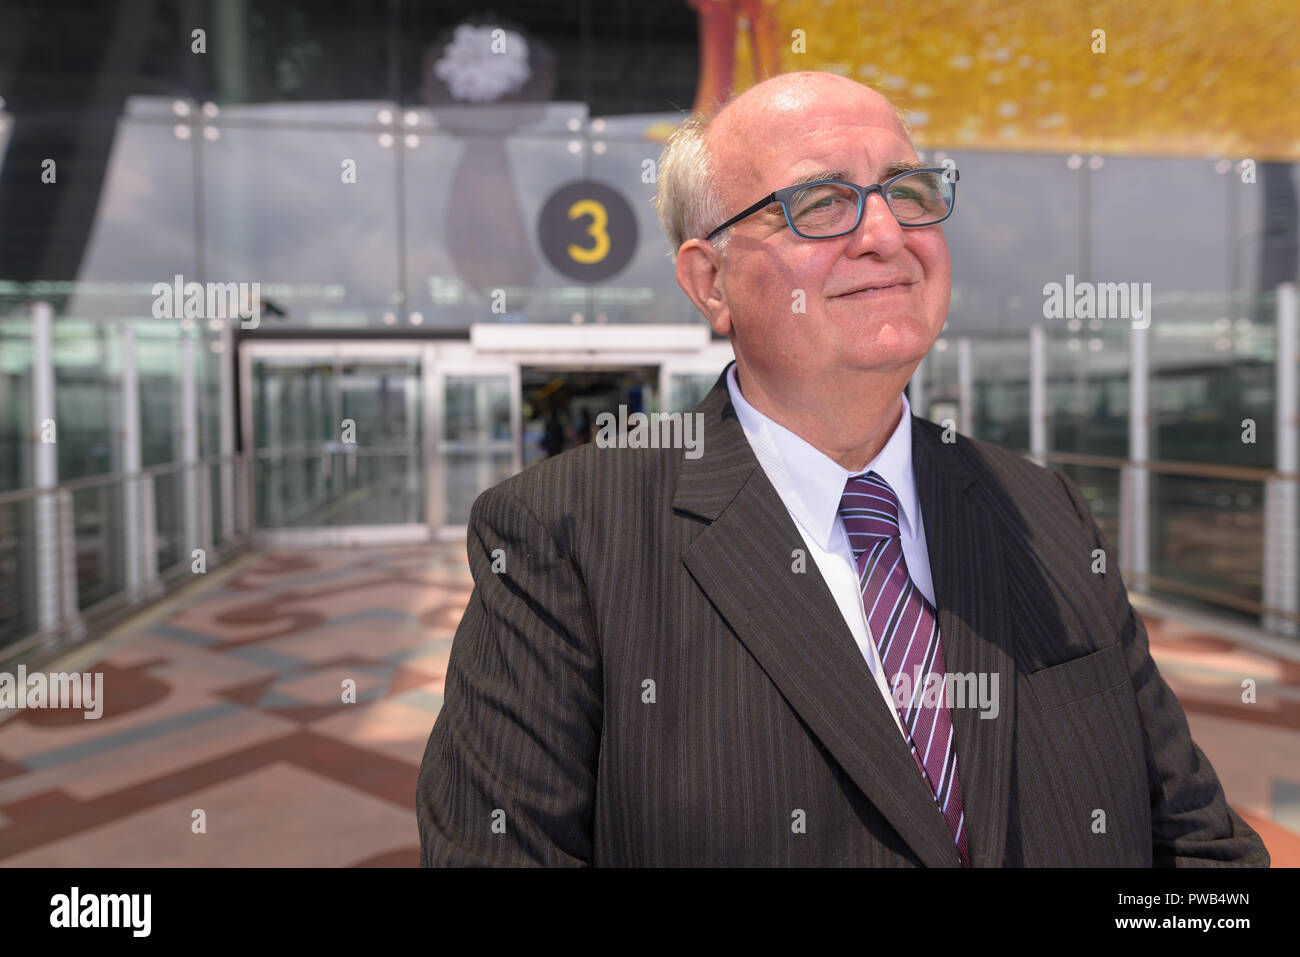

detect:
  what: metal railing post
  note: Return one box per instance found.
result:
[139,472,160,597]
[56,488,83,641]
[198,461,213,564]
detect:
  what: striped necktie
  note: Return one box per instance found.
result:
[838,471,970,867]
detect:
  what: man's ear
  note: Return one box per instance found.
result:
[675,239,731,336]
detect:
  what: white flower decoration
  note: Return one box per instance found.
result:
[434,24,531,104]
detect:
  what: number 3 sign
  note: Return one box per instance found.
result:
[537,180,638,281]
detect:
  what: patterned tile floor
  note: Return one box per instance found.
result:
[0,545,1296,867]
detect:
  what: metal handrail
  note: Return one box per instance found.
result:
[251,445,419,459]
[1034,451,1297,483]
[0,454,244,507]
[1030,451,1299,625]
[1133,572,1300,624]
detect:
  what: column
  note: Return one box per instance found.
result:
[1264,282,1298,635]
[180,333,201,563]
[32,301,62,632]
[1029,325,1047,467]
[1124,323,1150,592]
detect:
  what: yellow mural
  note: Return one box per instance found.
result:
[704,0,1300,159]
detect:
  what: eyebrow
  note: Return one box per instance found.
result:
[753,161,929,219]
[878,160,926,179]
[788,168,852,187]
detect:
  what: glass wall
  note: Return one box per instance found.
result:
[970,336,1031,452]
[0,320,34,493]
[1045,323,1129,461]
[0,1,1295,640]
[443,375,514,525]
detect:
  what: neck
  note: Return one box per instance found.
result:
[734,361,910,472]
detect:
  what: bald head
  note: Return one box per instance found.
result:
[708,70,911,144]
[654,72,914,257]
[705,72,916,224]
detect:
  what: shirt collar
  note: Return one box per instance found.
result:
[725,362,920,550]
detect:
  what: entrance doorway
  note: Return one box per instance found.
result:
[239,337,734,543]
[521,366,658,466]
[242,343,427,544]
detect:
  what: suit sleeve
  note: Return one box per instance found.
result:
[1053,470,1270,867]
[416,482,602,866]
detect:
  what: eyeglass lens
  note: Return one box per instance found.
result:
[787,171,952,236]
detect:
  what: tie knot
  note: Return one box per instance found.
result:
[839,472,901,554]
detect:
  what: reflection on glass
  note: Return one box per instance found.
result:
[971,338,1030,451]
[203,123,401,326]
[0,320,34,493]
[1151,474,1263,620]
[71,484,127,608]
[443,376,513,525]
[0,500,39,646]
[137,326,181,469]
[1151,299,1276,469]
[1046,330,1129,460]
[54,320,118,481]
[252,356,424,528]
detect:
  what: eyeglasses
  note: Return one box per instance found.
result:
[704,167,957,241]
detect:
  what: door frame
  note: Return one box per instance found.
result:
[239,336,735,545]
[240,339,437,547]
[427,342,521,540]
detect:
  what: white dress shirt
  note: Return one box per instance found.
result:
[725,362,939,742]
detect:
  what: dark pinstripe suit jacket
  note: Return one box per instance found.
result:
[417,363,1269,867]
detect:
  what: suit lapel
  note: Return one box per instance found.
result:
[674,369,962,867]
[911,417,1018,868]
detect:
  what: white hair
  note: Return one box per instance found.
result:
[653,110,732,260]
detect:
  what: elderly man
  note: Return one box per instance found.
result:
[417,71,1269,867]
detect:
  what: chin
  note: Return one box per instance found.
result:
[843,322,935,365]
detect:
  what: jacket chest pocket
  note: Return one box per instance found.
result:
[1024,641,1130,711]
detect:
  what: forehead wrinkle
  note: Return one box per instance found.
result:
[771,122,918,183]
[788,168,853,187]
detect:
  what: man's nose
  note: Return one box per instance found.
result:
[843,189,906,257]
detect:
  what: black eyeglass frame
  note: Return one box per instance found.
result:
[703,166,958,241]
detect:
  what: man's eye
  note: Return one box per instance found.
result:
[797,194,846,212]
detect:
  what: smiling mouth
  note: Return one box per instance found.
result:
[836,281,916,296]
